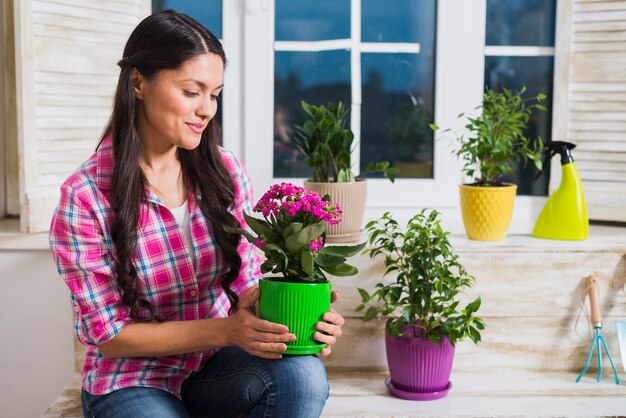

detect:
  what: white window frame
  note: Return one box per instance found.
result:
[239,0,484,209]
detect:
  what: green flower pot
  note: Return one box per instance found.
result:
[259,278,331,355]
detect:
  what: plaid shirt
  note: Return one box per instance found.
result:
[49,136,261,398]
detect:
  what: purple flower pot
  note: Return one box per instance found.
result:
[385,331,455,400]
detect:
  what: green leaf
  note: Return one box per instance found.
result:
[282,222,304,238]
[285,223,324,252]
[314,252,345,267]
[243,212,279,242]
[223,225,257,245]
[317,242,366,258]
[301,249,314,275]
[466,296,481,314]
[364,307,378,321]
[260,260,274,274]
[358,288,370,302]
[265,243,288,272]
[354,304,365,313]
[319,262,358,277]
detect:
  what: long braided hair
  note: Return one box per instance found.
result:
[98,10,242,321]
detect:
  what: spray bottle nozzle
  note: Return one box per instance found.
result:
[533,141,577,181]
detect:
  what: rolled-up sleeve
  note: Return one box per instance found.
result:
[225,152,263,296]
[49,183,131,347]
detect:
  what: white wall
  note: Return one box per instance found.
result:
[0,248,74,417]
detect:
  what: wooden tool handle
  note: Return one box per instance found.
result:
[587,275,601,325]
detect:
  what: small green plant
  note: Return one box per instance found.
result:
[356,209,484,345]
[430,87,547,187]
[294,101,399,183]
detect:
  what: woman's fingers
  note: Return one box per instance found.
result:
[254,317,291,334]
[251,329,296,343]
[313,330,336,346]
[318,346,332,357]
[322,308,345,327]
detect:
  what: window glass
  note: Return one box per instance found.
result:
[485,0,556,196]
[484,56,554,195]
[274,51,351,178]
[153,0,222,38]
[486,0,556,46]
[275,0,350,41]
[362,0,433,43]
[361,52,435,178]
[153,0,223,144]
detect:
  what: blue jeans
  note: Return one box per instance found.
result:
[81,346,329,418]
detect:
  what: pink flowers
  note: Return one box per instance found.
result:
[309,237,324,253]
[253,182,342,225]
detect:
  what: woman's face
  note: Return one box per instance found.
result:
[133,52,224,151]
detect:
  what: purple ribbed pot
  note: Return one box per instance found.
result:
[385,332,455,395]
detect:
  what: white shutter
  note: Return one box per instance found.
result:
[1,1,7,219]
[12,0,151,232]
[553,0,626,222]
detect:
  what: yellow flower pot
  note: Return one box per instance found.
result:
[459,183,517,241]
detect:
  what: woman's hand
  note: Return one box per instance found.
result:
[315,290,345,357]
[225,285,296,359]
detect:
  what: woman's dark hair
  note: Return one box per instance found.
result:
[98,10,241,321]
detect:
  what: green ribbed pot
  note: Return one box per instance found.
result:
[259,278,331,355]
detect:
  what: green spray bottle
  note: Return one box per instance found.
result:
[532,141,588,240]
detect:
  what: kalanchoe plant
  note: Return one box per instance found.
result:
[225,182,365,283]
[294,101,399,183]
[356,209,485,346]
[430,86,547,187]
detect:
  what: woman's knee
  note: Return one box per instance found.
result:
[273,355,330,403]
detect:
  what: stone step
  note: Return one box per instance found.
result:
[44,370,626,418]
[323,370,626,417]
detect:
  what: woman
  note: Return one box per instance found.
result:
[49,10,344,418]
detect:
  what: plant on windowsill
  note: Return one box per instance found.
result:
[225,182,365,355]
[430,86,547,240]
[294,101,400,243]
[356,209,484,400]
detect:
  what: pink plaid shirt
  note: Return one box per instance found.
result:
[49,136,262,398]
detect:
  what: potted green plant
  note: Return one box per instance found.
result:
[430,87,547,240]
[225,182,365,355]
[294,101,399,243]
[357,209,484,400]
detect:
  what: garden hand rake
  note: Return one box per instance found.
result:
[575,275,619,384]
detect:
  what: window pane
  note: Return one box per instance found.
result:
[274,51,351,178]
[153,0,222,38]
[275,0,350,41]
[361,53,435,178]
[486,0,556,46]
[485,56,554,196]
[362,0,436,43]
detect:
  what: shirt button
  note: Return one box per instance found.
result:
[73,306,80,313]
[195,351,202,357]
[190,290,197,297]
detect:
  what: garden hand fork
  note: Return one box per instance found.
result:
[575,275,619,384]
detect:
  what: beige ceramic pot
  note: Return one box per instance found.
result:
[304,180,367,243]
